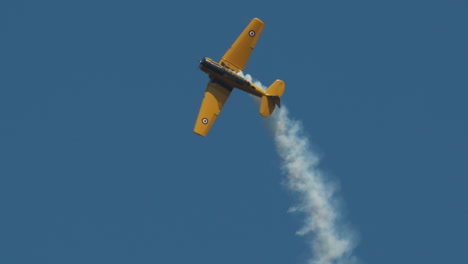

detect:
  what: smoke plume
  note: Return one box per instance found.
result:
[241,73,358,264]
[269,107,358,264]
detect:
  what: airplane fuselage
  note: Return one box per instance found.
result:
[199,57,265,98]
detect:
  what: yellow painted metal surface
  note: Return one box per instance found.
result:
[265,80,285,97]
[193,81,231,137]
[220,18,265,72]
[260,95,276,117]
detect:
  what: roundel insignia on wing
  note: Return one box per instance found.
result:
[201,118,209,125]
[248,30,255,37]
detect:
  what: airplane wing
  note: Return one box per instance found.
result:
[194,80,233,136]
[219,18,265,72]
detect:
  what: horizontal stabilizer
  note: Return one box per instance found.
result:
[260,79,285,117]
[265,79,285,97]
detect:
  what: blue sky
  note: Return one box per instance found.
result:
[1,1,467,263]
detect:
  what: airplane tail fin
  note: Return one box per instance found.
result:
[260,80,285,117]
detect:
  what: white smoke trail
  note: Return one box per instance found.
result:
[269,107,358,264]
[240,72,358,264]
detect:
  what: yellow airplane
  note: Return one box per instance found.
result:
[194,17,285,136]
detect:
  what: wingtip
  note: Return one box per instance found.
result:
[252,17,264,24]
[247,17,264,24]
[194,129,207,137]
